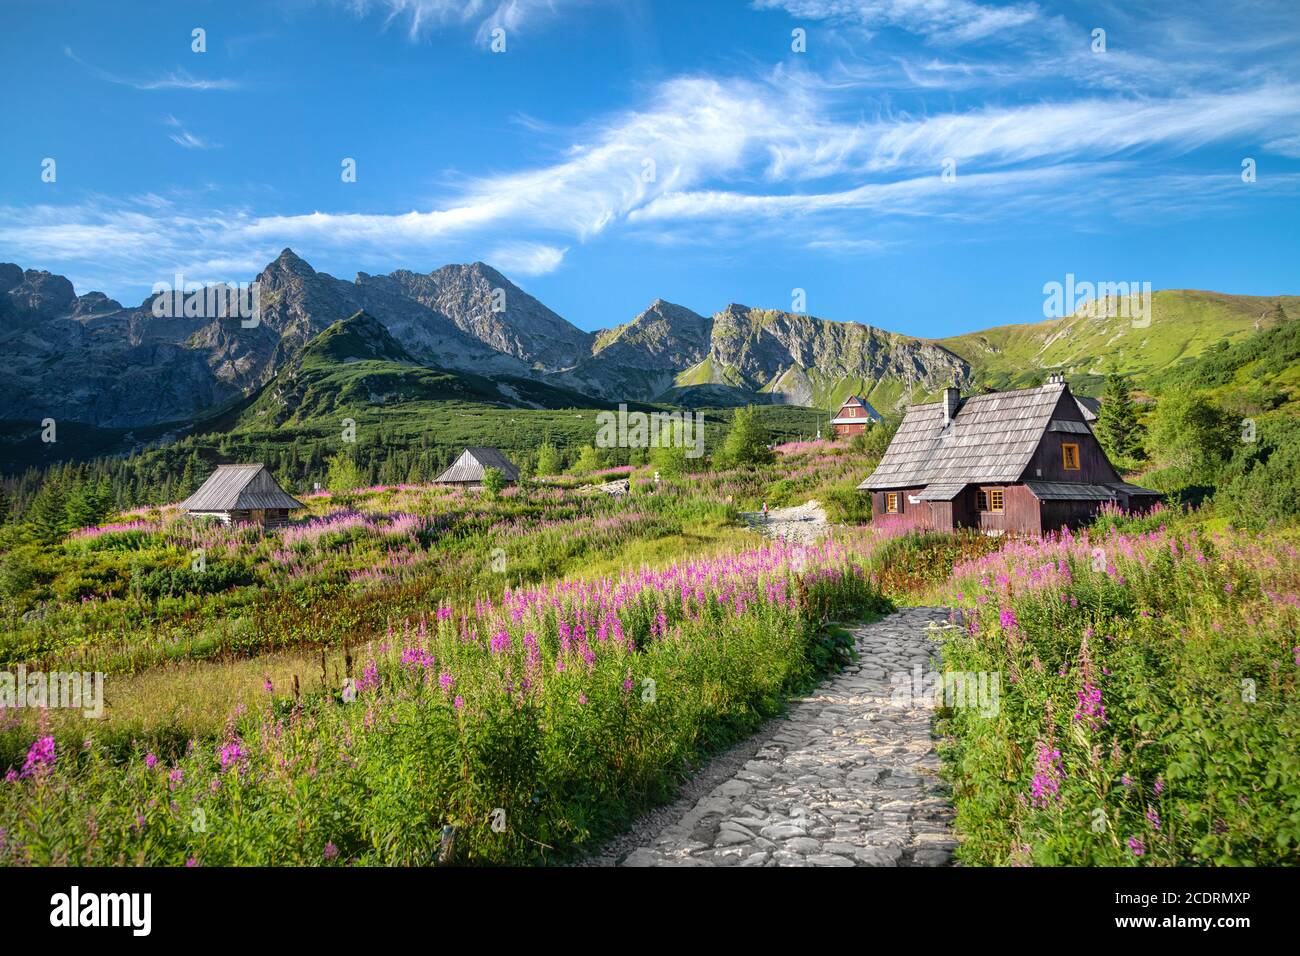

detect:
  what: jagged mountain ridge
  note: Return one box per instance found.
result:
[3,251,1290,431]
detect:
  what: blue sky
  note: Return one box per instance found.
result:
[2,0,1297,338]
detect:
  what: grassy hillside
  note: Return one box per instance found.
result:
[941,290,1298,396]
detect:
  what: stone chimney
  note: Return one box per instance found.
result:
[943,386,961,425]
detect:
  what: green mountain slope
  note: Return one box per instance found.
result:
[940,291,1299,396]
[238,311,597,429]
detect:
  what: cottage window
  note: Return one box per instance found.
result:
[1062,442,1080,471]
[978,488,1004,513]
[885,492,900,514]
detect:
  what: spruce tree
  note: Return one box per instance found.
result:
[1097,371,1145,463]
[26,480,69,543]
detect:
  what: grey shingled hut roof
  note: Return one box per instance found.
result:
[433,447,520,484]
[1075,396,1101,421]
[858,382,1073,491]
[180,464,305,512]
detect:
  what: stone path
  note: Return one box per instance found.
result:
[619,607,958,867]
[739,499,830,545]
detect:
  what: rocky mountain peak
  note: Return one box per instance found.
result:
[0,263,24,293]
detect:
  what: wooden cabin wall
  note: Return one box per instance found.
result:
[870,488,929,528]
[1039,498,1110,532]
[975,484,1040,534]
[1025,432,1121,484]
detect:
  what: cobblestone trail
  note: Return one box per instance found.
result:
[620,607,958,867]
[738,499,829,546]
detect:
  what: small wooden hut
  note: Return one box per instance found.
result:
[830,395,883,438]
[433,447,520,489]
[857,376,1159,534]
[180,464,305,527]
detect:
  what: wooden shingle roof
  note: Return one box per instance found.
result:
[180,464,305,512]
[858,383,1070,490]
[433,447,520,484]
[1075,396,1101,421]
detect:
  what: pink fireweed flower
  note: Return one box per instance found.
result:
[490,630,512,654]
[218,738,246,769]
[1146,808,1161,831]
[1073,682,1107,730]
[578,693,588,705]
[324,842,339,860]
[1128,837,1145,857]
[453,695,464,710]
[438,671,455,693]
[1030,744,1063,808]
[21,736,56,778]
[400,647,434,671]
[999,607,1018,631]
[356,660,379,693]
[145,753,158,770]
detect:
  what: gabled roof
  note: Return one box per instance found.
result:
[832,398,883,424]
[1075,396,1101,421]
[434,446,520,484]
[181,464,305,512]
[858,382,1073,490]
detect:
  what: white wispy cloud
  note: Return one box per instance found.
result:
[64,47,242,91]
[484,241,567,275]
[336,0,594,44]
[752,0,1042,45]
[164,116,220,150]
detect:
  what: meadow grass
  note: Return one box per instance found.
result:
[0,537,887,865]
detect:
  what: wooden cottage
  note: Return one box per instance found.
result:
[433,447,520,489]
[180,464,305,527]
[830,395,883,438]
[857,376,1159,535]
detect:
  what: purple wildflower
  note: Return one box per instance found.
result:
[1030,744,1063,808]
[20,736,56,778]
[218,738,245,769]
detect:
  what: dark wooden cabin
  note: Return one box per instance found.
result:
[857,376,1159,535]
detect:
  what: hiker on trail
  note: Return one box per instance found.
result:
[763,501,769,523]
